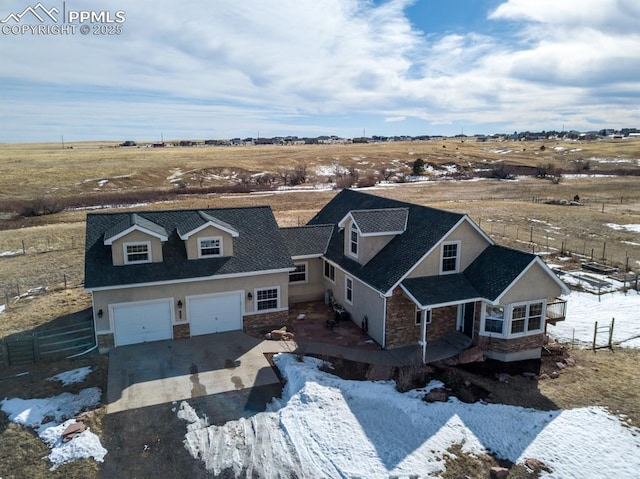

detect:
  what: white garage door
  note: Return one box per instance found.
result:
[112,299,173,346]
[188,292,243,336]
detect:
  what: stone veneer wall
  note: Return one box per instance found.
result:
[243,310,289,333]
[426,305,458,342]
[173,324,190,339]
[385,287,420,348]
[476,333,544,354]
[97,333,115,352]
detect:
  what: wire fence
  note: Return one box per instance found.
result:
[477,219,639,274]
[0,235,85,308]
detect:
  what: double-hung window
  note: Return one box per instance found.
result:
[527,302,543,331]
[289,263,307,283]
[198,237,222,258]
[345,276,353,304]
[324,260,335,282]
[350,224,359,257]
[124,241,151,264]
[256,288,279,311]
[484,305,504,334]
[441,241,460,273]
[511,302,544,334]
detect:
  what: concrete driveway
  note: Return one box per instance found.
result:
[106,331,291,414]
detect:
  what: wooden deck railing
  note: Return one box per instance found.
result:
[546,298,567,325]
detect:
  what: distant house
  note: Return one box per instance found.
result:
[85,190,568,362]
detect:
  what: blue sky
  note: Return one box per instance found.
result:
[1,0,639,142]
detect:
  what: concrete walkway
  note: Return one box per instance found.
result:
[262,332,469,367]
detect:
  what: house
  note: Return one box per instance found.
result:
[84,190,568,362]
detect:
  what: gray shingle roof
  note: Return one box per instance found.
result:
[463,245,536,301]
[350,208,408,234]
[280,225,334,257]
[104,213,168,243]
[85,206,292,289]
[308,189,465,293]
[402,274,481,307]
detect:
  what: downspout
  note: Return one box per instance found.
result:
[382,295,386,348]
[421,308,428,363]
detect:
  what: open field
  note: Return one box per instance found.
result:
[1,139,639,477]
[0,138,639,202]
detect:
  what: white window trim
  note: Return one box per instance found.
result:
[197,236,223,258]
[323,260,336,284]
[480,300,546,339]
[345,276,354,305]
[289,261,308,284]
[508,300,546,338]
[349,223,359,259]
[254,286,280,312]
[415,308,432,326]
[123,240,152,265]
[439,240,461,274]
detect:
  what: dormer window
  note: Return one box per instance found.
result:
[441,241,460,273]
[124,241,151,264]
[198,237,222,258]
[350,224,359,257]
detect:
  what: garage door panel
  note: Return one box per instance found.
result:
[188,293,242,336]
[112,300,173,346]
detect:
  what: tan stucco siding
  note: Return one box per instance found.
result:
[111,230,164,265]
[336,271,385,346]
[92,271,289,333]
[358,234,396,265]
[343,218,397,265]
[185,225,234,259]
[408,219,490,278]
[289,258,325,303]
[500,261,563,304]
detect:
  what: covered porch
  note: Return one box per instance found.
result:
[282,301,473,365]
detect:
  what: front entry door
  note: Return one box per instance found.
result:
[462,302,475,338]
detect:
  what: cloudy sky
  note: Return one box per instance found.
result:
[1,0,639,142]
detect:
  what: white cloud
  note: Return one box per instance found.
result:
[384,116,406,123]
[1,0,640,140]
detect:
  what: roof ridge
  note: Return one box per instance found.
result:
[280,224,334,230]
[350,207,409,213]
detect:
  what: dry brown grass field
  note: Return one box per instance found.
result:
[1,138,639,200]
[0,139,639,478]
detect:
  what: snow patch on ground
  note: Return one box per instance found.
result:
[0,250,23,257]
[549,290,640,348]
[39,419,107,470]
[605,223,640,233]
[47,366,92,386]
[1,387,105,469]
[178,355,640,478]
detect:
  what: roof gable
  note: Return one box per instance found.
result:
[463,245,537,302]
[177,210,240,240]
[338,208,408,236]
[104,213,168,245]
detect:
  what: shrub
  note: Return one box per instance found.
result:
[20,194,63,217]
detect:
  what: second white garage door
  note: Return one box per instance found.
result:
[187,292,243,336]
